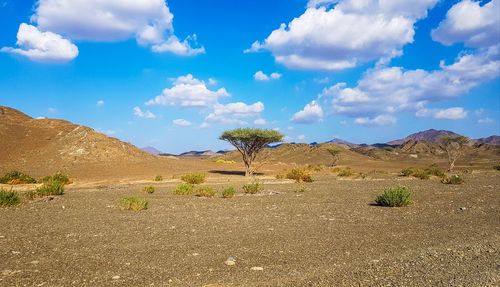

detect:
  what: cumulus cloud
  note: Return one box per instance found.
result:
[291,101,324,124]
[416,107,468,120]
[248,0,438,70]
[432,0,499,48]
[254,118,267,125]
[1,23,78,62]
[205,102,264,125]
[253,71,282,81]
[133,107,156,119]
[146,74,229,107]
[354,115,396,126]
[3,0,203,61]
[172,118,192,126]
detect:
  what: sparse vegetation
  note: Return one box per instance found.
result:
[412,169,430,180]
[294,185,309,193]
[494,164,500,171]
[401,166,444,179]
[143,186,155,194]
[375,186,412,207]
[0,189,21,207]
[222,187,236,198]
[181,173,206,184]
[119,197,148,211]
[400,167,415,177]
[439,135,469,171]
[326,147,342,166]
[36,179,65,197]
[0,170,37,185]
[42,172,71,185]
[215,159,236,164]
[337,168,354,177]
[220,128,284,176]
[154,175,163,181]
[243,182,264,194]
[173,183,194,195]
[441,174,464,185]
[195,186,216,197]
[286,168,313,183]
[425,165,445,178]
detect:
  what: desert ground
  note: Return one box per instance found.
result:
[1,165,499,287]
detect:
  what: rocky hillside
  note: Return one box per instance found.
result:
[387,129,462,145]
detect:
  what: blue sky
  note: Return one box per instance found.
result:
[0,0,499,153]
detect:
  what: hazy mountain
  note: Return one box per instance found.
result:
[141,146,163,155]
[387,129,462,145]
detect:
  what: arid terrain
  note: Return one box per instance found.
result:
[1,106,499,286]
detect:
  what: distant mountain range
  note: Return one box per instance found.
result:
[386,129,462,145]
[141,146,163,155]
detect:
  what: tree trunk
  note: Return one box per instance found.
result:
[448,158,456,172]
[243,156,253,177]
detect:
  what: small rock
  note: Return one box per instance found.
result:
[192,253,199,256]
[11,251,20,255]
[250,266,264,271]
[112,275,120,280]
[225,257,236,266]
[460,207,466,211]
[30,260,39,265]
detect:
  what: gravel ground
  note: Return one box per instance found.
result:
[1,172,499,286]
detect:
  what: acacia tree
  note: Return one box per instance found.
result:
[439,135,469,171]
[220,128,284,176]
[326,147,342,166]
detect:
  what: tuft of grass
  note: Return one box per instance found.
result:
[337,168,354,177]
[411,169,430,180]
[494,164,500,171]
[180,173,206,184]
[0,189,21,207]
[375,186,413,207]
[286,168,313,183]
[154,175,163,182]
[119,197,148,211]
[441,174,464,185]
[195,186,216,197]
[0,171,37,185]
[222,187,236,198]
[36,179,65,197]
[425,165,445,178]
[143,186,155,194]
[42,172,71,185]
[215,159,236,164]
[400,167,415,177]
[243,182,264,194]
[173,183,194,195]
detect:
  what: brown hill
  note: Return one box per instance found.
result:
[388,129,462,145]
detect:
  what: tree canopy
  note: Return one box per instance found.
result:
[439,135,469,171]
[220,128,284,176]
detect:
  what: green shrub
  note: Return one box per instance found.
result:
[337,168,354,177]
[275,172,286,180]
[173,183,194,195]
[119,197,148,211]
[375,186,412,207]
[154,175,163,182]
[412,169,430,180]
[195,186,216,197]
[441,174,464,185]
[243,182,263,194]
[36,179,65,196]
[286,168,313,183]
[0,171,37,184]
[180,173,206,184]
[400,167,415,177]
[425,165,445,178]
[222,187,236,198]
[143,186,155,194]
[0,189,21,207]
[42,172,71,185]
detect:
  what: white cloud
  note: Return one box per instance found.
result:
[133,107,156,119]
[151,35,205,56]
[354,115,396,126]
[291,100,324,124]
[96,100,104,107]
[432,0,499,48]
[172,118,192,126]
[297,134,306,141]
[254,118,267,125]
[253,71,282,81]
[248,0,438,70]
[48,107,57,113]
[416,107,468,120]
[1,23,78,62]
[4,0,202,61]
[208,78,218,86]
[478,118,493,124]
[243,40,263,53]
[205,101,264,125]
[146,74,230,108]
